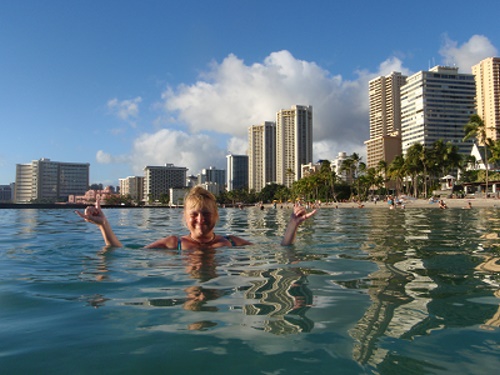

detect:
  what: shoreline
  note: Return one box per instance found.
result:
[317,197,500,209]
[2,197,499,210]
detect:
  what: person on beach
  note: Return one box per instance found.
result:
[76,185,316,248]
[438,199,448,209]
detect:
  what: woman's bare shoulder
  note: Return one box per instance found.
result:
[144,235,180,249]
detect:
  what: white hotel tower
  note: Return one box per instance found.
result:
[248,121,276,193]
[276,105,313,188]
[400,66,476,156]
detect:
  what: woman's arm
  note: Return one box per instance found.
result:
[281,204,317,246]
[75,198,123,247]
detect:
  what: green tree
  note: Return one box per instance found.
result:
[387,155,406,196]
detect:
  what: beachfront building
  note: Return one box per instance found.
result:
[119,176,144,203]
[198,166,225,194]
[186,175,198,188]
[331,152,352,183]
[301,161,323,177]
[0,183,14,202]
[400,66,476,156]
[365,72,406,169]
[143,163,188,203]
[14,158,89,203]
[472,57,500,142]
[68,186,118,205]
[248,121,276,193]
[276,105,313,188]
[226,153,248,191]
[169,187,190,206]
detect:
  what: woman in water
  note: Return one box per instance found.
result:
[76,185,316,249]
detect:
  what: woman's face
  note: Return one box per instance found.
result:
[184,201,218,237]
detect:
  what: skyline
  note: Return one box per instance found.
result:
[2,1,500,186]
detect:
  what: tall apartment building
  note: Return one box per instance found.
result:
[143,163,188,202]
[276,105,313,187]
[226,154,249,191]
[198,166,226,194]
[14,158,89,203]
[401,66,476,156]
[365,72,406,169]
[472,57,500,142]
[119,176,144,202]
[248,121,276,192]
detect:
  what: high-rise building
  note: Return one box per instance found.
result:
[143,163,188,202]
[14,158,89,203]
[400,66,475,156]
[472,57,500,142]
[226,154,249,191]
[276,105,313,187]
[119,176,144,203]
[248,121,276,192]
[198,166,226,194]
[365,72,406,169]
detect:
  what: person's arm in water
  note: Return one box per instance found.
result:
[75,198,123,247]
[281,203,317,246]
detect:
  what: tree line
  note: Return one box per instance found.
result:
[220,114,500,205]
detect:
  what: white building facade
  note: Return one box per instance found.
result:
[276,105,313,187]
[248,121,276,192]
[119,176,144,203]
[400,66,475,156]
[15,158,89,203]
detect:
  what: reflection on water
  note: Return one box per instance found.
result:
[241,267,314,335]
[1,207,500,374]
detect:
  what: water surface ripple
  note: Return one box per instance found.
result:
[1,207,499,374]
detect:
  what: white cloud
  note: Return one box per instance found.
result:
[439,34,498,73]
[107,96,142,126]
[128,129,227,175]
[227,136,248,156]
[100,36,498,176]
[160,50,405,164]
[96,150,129,164]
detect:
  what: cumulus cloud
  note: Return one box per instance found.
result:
[128,129,227,175]
[100,36,497,176]
[160,51,414,165]
[439,34,498,72]
[107,96,142,126]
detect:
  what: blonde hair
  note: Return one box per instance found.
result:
[184,186,218,217]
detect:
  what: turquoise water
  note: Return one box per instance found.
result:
[1,207,500,374]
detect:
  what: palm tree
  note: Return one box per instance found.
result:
[464,114,491,197]
[405,143,428,197]
[388,155,406,196]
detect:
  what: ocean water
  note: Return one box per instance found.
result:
[1,206,500,374]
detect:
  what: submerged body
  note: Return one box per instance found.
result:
[76,186,316,248]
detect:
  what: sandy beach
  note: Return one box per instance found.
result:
[330,197,500,209]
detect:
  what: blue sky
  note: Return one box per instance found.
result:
[1,0,499,186]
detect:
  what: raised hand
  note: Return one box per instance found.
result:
[281,203,317,246]
[75,197,107,226]
[290,203,317,225]
[75,197,122,247]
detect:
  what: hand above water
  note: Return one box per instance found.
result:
[75,198,122,247]
[281,203,317,246]
[290,203,317,225]
[75,198,107,226]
